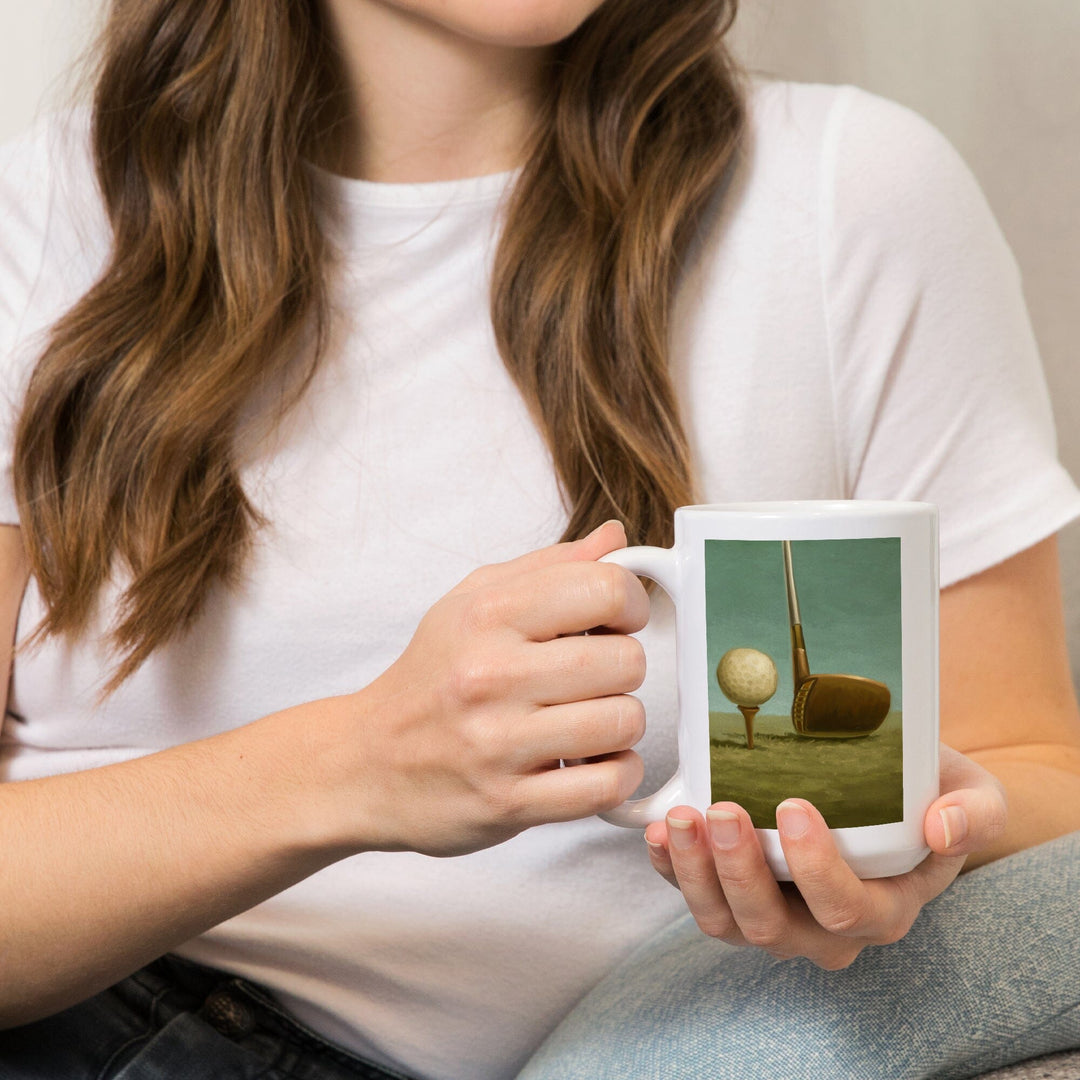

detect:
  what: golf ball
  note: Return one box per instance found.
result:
[716,647,778,707]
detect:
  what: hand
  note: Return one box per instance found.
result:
[643,744,1007,968]
[320,520,650,858]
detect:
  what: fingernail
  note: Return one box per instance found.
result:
[776,800,810,839]
[939,805,968,849]
[706,808,740,850]
[645,837,666,856]
[667,816,696,850]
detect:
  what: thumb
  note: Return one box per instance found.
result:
[569,518,629,561]
[925,747,1008,858]
[454,520,628,594]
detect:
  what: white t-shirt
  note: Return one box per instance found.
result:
[2,78,1078,1080]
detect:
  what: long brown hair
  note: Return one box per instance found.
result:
[13,0,744,691]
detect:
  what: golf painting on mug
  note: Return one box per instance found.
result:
[704,537,903,829]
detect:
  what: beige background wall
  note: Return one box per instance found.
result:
[3,1,1079,680]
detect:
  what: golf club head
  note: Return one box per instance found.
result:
[792,673,891,737]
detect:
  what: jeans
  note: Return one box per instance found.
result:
[0,953,413,1080]
[1,832,1078,1080]
[516,829,1080,1080]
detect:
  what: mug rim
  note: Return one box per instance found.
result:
[676,500,935,516]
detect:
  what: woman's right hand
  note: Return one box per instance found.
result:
[317,520,650,858]
[0,520,649,1025]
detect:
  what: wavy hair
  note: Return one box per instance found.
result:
[13,0,744,691]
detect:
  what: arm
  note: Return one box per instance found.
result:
[939,534,1080,867]
[0,527,370,1025]
[0,521,648,1027]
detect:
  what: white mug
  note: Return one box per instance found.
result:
[600,501,939,879]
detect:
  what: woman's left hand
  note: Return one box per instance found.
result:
[644,743,1007,969]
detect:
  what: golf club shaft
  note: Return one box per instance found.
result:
[782,540,811,687]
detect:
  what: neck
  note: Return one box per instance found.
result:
[317,1,552,183]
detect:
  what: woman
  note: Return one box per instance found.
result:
[0,0,1078,1078]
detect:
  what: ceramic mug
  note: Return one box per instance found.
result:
[599,501,939,879]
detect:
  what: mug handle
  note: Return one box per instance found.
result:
[596,545,689,828]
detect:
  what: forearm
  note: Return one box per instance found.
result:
[0,697,358,1028]
[963,744,1080,869]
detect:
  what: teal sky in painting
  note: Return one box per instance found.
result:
[704,538,902,713]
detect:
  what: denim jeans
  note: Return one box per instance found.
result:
[0,953,414,1080]
[516,829,1080,1080]
[2,832,1078,1080]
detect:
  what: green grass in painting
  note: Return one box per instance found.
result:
[710,710,903,829]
